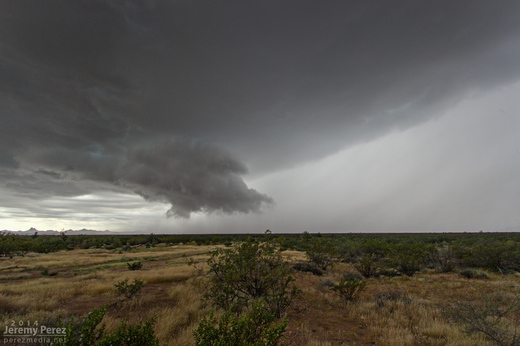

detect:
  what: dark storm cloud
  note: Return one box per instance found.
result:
[1,1,520,218]
[14,138,272,218]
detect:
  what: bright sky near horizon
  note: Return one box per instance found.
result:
[1,1,520,233]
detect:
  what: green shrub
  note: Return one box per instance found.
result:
[127,261,143,271]
[354,254,379,278]
[434,245,459,272]
[193,300,288,346]
[388,244,429,276]
[203,239,300,317]
[57,305,107,345]
[464,242,520,273]
[115,279,144,300]
[292,262,324,276]
[56,305,159,345]
[98,316,159,346]
[305,238,337,271]
[331,276,366,302]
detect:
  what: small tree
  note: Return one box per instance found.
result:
[203,239,300,317]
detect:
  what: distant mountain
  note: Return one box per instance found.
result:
[1,228,114,235]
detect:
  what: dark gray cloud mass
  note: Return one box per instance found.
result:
[1,1,520,220]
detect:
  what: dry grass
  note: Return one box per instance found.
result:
[2,245,519,345]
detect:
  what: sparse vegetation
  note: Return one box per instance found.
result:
[2,232,520,345]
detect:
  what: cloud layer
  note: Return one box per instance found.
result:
[1,1,520,228]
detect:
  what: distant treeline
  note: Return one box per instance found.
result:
[2,231,520,274]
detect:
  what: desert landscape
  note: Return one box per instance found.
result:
[2,232,520,345]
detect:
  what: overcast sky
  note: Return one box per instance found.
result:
[1,1,520,233]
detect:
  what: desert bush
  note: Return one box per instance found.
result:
[305,238,337,271]
[459,242,520,274]
[57,305,159,345]
[292,262,324,276]
[114,279,144,300]
[331,275,366,302]
[459,268,489,279]
[388,244,429,276]
[127,261,143,271]
[354,254,379,278]
[203,239,300,317]
[193,300,288,346]
[434,245,459,272]
[443,293,520,346]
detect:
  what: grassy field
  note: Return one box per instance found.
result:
[1,243,518,345]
